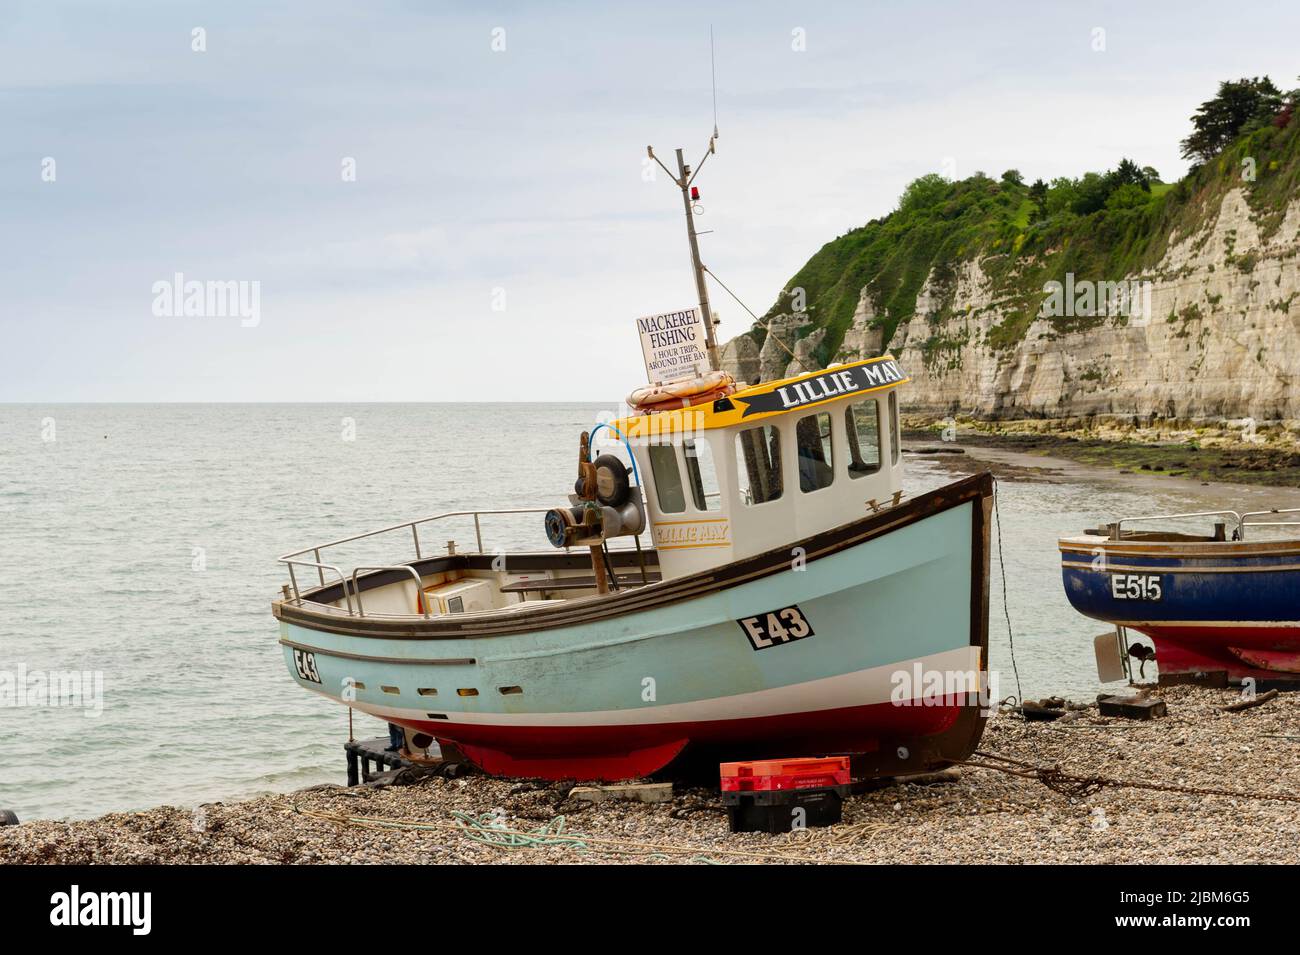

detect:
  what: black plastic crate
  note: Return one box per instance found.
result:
[722,785,847,834]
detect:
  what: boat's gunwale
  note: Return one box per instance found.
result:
[1062,559,1300,574]
[1059,534,1300,559]
[274,471,994,641]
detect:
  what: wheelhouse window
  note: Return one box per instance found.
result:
[845,398,882,479]
[683,437,721,511]
[795,412,834,493]
[735,425,783,505]
[647,443,686,513]
[888,391,901,465]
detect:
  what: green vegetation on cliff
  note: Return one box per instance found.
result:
[758,77,1300,366]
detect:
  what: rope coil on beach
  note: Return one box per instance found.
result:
[784,820,892,847]
[450,811,582,850]
[964,750,1300,803]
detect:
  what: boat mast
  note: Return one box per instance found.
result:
[646,31,723,374]
[679,146,719,373]
[646,138,721,373]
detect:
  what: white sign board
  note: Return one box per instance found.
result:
[636,306,708,384]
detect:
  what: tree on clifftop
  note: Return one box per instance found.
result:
[1027,178,1048,221]
[1113,158,1150,190]
[897,173,949,213]
[1180,76,1284,162]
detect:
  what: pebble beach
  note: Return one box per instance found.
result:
[4,685,1298,865]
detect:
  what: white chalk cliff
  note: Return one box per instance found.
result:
[724,189,1300,426]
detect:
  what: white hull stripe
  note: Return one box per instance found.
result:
[316,645,983,728]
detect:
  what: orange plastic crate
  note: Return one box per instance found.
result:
[719,756,850,792]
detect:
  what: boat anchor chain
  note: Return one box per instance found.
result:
[960,750,1300,803]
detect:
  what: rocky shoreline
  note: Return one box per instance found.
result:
[4,686,1299,865]
[904,420,1300,487]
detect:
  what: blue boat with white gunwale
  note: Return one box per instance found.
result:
[1060,508,1300,683]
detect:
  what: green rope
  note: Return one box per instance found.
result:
[449,810,721,863]
[451,811,585,850]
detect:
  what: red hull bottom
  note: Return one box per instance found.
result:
[394,697,972,781]
[1140,624,1300,683]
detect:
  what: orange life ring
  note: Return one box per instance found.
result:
[627,370,736,414]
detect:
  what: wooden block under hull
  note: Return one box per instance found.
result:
[1098,695,1168,720]
[570,782,674,804]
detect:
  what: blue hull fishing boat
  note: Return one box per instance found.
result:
[1060,508,1300,683]
[273,360,994,779]
[272,131,996,780]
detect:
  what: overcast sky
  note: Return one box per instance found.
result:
[2,0,1297,402]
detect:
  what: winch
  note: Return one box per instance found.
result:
[543,433,647,592]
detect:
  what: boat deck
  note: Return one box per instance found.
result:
[276,505,661,624]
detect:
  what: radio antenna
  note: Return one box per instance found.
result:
[710,24,719,139]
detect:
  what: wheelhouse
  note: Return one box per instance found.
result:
[611,354,909,579]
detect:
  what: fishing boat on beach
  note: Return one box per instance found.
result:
[1060,508,1300,685]
[271,134,996,781]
